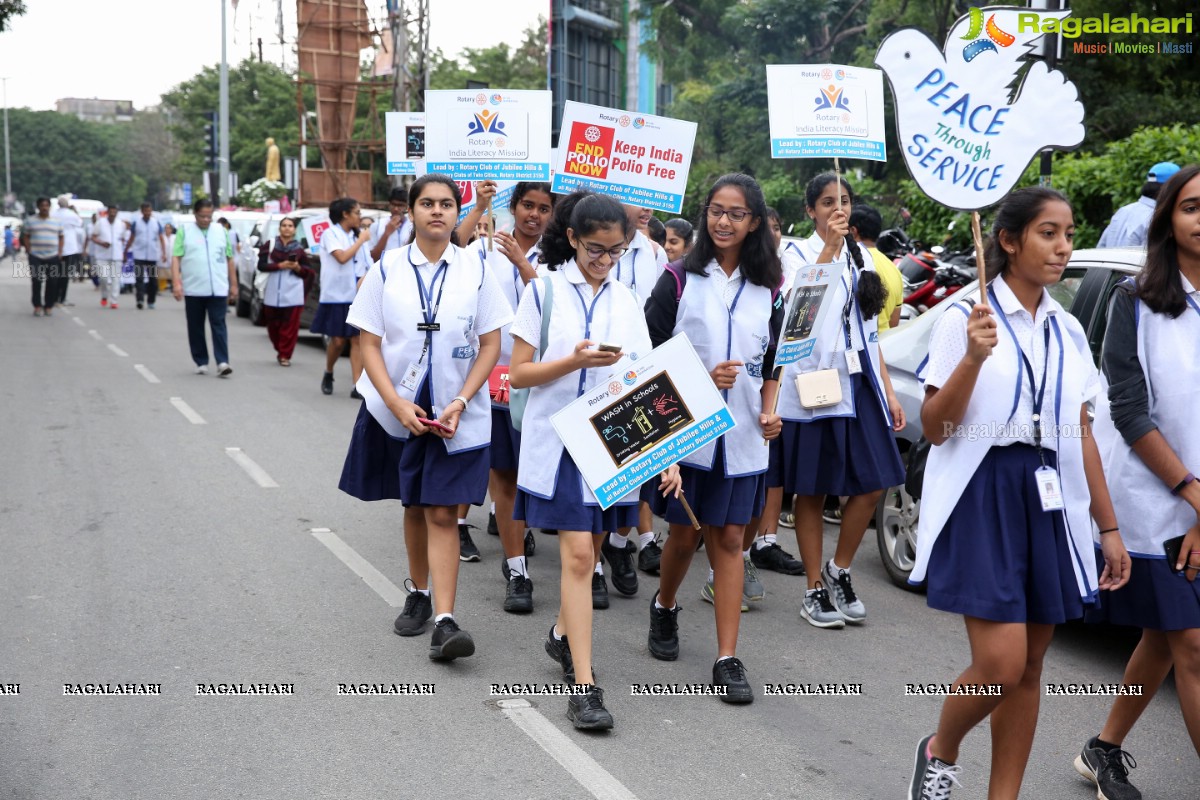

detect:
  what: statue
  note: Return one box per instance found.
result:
[265,137,281,182]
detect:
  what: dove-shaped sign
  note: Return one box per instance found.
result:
[875,6,1085,211]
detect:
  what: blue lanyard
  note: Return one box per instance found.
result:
[511,249,539,303]
[1187,293,1200,319]
[572,281,608,396]
[722,276,747,401]
[988,284,1054,460]
[410,253,448,364]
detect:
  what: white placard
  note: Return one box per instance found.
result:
[385,112,425,175]
[424,90,552,181]
[453,180,519,226]
[551,334,736,510]
[551,101,697,214]
[767,64,887,162]
[875,6,1084,211]
[774,264,840,368]
[300,214,332,256]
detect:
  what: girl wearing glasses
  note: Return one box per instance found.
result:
[338,174,511,663]
[773,172,904,630]
[509,191,681,730]
[643,173,784,704]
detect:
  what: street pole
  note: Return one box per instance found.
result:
[2,77,11,203]
[219,0,231,205]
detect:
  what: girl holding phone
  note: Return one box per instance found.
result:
[907,187,1130,800]
[643,173,783,703]
[338,174,511,662]
[509,191,680,730]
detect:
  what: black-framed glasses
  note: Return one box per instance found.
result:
[705,205,752,222]
[579,241,629,260]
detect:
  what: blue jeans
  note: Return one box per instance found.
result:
[184,295,229,366]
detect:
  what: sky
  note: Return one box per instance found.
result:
[0,0,548,112]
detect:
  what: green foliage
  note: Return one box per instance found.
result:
[0,0,26,33]
[429,18,548,91]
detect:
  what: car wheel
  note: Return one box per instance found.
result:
[876,483,923,592]
[249,290,265,327]
[236,291,251,318]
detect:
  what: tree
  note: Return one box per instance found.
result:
[0,0,26,33]
[429,18,548,91]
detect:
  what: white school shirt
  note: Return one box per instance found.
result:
[92,217,128,262]
[471,237,539,366]
[615,229,668,302]
[369,216,413,256]
[319,224,363,303]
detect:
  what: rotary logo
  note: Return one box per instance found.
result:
[618,115,631,127]
[584,125,602,143]
[608,381,622,396]
[475,93,487,105]
[821,67,833,80]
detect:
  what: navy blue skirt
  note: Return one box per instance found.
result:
[924,445,1089,625]
[515,452,639,535]
[311,302,360,338]
[489,406,521,472]
[655,440,765,528]
[1087,551,1200,631]
[766,437,784,489]
[776,372,904,497]
[339,381,489,507]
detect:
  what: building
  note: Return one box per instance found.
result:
[55,98,134,124]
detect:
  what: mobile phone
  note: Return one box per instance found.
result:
[1163,534,1186,570]
[596,342,622,353]
[417,417,454,433]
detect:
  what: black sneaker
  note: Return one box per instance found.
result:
[647,592,680,661]
[601,537,638,596]
[393,579,432,636]
[321,372,334,395]
[1074,737,1141,800]
[713,657,753,704]
[909,734,963,800]
[592,572,610,609]
[487,511,499,536]
[822,497,843,525]
[503,573,534,614]
[567,685,614,730]
[428,617,475,661]
[638,538,663,574]
[458,524,481,562]
[541,528,558,536]
[544,626,575,683]
[524,528,536,557]
[750,542,805,575]
[349,388,362,400]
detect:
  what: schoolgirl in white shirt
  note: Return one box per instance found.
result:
[614,204,669,303]
[339,174,511,663]
[312,197,372,398]
[1078,165,1200,790]
[509,191,681,730]
[643,173,784,704]
[471,181,555,613]
[907,187,1131,800]
[773,173,905,629]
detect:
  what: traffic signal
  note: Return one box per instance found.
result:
[202,111,218,172]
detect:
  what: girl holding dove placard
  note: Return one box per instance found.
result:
[509,191,681,731]
[642,173,784,704]
[906,187,1130,800]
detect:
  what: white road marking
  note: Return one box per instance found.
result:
[224,447,279,488]
[88,329,102,341]
[134,364,161,384]
[496,699,641,800]
[72,317,85,327]
[310,528,407,607]
[169,397,206,425]
[107,343,129,357]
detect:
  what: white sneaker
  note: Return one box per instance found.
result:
[195,364,209,375]
[217,363,232,377]
[823,562,866,623]
[800,582,846,629]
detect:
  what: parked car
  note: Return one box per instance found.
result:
[874,246,1144,590]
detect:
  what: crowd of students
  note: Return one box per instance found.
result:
[271,165,1200,799]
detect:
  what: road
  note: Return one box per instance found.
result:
[0,258,1192,799]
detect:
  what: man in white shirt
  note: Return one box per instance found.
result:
[90,204,128,309]
[125,202,167,309]
[1097,161,1180,248]
[369,187,412,263]
[52,196,84,307]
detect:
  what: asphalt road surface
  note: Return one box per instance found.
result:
[1,259,1193,799]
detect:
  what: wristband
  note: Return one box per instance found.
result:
[452,395,469,411]
[1098,527,1120,535]
[1171,473,1195,496]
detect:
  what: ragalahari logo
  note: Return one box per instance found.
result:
[467,109,506,137]
[814,84,852,113]
[959,7,1016,61]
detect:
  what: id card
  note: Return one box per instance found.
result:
[845,350,862,375]
[1035,466,1065,511]
[399,361,424,391]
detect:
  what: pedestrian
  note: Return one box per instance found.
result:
[643,173,784,704]
[91,204,127,309]
[85,212,101,287]
[850,203,905,331]
[509,190,680,730]
[1098,161,1181,248]
[663,218,693,264]
[217,217,240,249]
[472,181,554,610]
[1076,165,1200,798]
[170,198,236,377]
[647,216,666,250]
[52,196,83,307]
[907,187,1131,800]
[159,223,175,294]
[22,197,64,317]
[3,224,13,258]
[260,216,313,366]
[774,172,904,629]
[368,186,413,262]
[125,202,166,310]
[312,197,371,398]
[338,173,510,663]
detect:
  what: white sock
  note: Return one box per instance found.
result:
[506,556,527,578]
[434,613,454,623]
[654,597,676,610]
[827,559,850,574]
[489,501,495,514]
[637,531,655,549]
[764,533,777,545]
[716,655,733,663]
[552,624,564,640]
[707,567,714,582]
[754,536,774,550]
[743,548,751,560]
[594,562,604,576]
[457,517,468,526]
[607,531,627,549]
[416,587,431,596]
